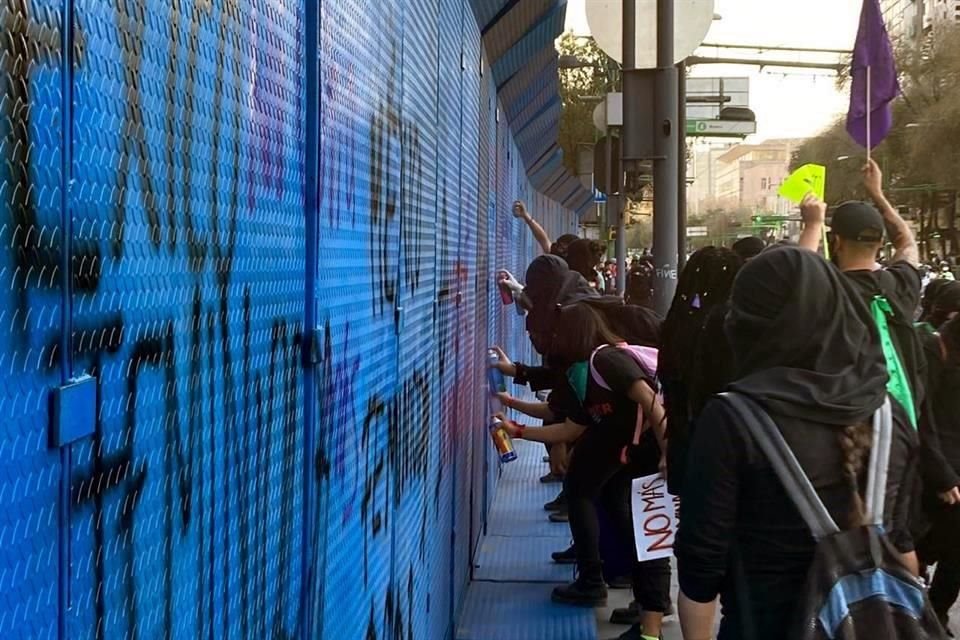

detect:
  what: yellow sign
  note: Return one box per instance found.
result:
[778,164,826,204]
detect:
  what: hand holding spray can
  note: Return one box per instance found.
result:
[487,349,507,395]
[497,271,514,305]
[489,417,518,463]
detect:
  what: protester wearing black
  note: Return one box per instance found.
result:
[799,160,925,422]
[917,315,960,631]
[625,258,655,308]
[676,247,919,640]
[659,247,743,495]
[496,303,669,639]
[920,279,952,325]
[731,236,765,261]
[566,238,607,291]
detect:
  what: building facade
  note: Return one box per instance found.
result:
[706,139,801,215]
[882,0,960,45]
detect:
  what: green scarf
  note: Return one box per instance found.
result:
[871,296,917,429]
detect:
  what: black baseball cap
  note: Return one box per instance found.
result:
[830,201,885,243]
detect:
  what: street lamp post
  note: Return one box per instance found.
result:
[651,0,679,314]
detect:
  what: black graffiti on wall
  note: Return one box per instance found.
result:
[315,315,434,588]
[0,1,307,639]
[368,37,433,321]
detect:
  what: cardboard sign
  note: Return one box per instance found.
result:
[632,473,680,562]
[778,164,826,204]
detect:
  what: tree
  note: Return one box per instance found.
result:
[792,25,960,203]
[556,33,618,172]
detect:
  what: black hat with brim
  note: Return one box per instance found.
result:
[830,201,885,243]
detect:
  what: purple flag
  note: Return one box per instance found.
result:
[846,0,900,149]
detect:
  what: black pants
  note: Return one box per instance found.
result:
[925,504,960,619]
[564,427,671,612]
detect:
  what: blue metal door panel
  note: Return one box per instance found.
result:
[68,2,306,639]
[434,0,465,636]
[316,0,403,638]
[395,2,441,638]
[457,2,482,610]
[484,78,502,519]
[0,2,63,639]
[0,1,584,637]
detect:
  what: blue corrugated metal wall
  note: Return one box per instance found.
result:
[0,1,578,639]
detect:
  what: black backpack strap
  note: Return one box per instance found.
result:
[720,392,840,540]
[865,397,893,527]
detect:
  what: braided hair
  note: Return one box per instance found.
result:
[838,423,873,528]
[659,247,743,384]
[660,247,743,494]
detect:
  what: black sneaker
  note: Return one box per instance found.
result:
[551,579,607,607]
[551,545,576,564]
[543,492,566,512]
[610,601,641,625]
[548,510,569,523]
[540,472,564,484]
[610,601,675,625]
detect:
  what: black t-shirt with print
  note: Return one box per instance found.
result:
[843,261,921,325]
[576,347,658,450]
[844,261,926,409]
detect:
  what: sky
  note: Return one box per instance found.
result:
[565,0,864,141]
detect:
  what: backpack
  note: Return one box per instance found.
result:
[590,343,660,463]
[720,391,945,640]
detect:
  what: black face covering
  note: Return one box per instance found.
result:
[725,246,888,426]
[523,255,598,344]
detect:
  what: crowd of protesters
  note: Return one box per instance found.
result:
[488,160,960,639]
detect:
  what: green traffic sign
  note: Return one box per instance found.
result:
[686,119,757,137]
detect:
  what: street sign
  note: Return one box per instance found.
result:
[595,190,607,203]
[685,77,750,121]
[587,0,715,68]
[686,226,708,237]
[686,119,757,137]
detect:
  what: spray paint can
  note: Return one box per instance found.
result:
[487,349,506,394]
[497,271,514,305]
[489,417,518,463]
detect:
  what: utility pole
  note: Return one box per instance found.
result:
[678,59,687,271]
[652,0,679,314]
[618,0,633,296]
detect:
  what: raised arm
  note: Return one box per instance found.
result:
[863,159,918,267]
[798,193,826,254]
[514,200,552,255]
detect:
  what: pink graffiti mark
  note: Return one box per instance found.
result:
[247,17,285,211]
[440,259,470,468]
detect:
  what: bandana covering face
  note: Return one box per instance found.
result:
[725,247,889,426]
